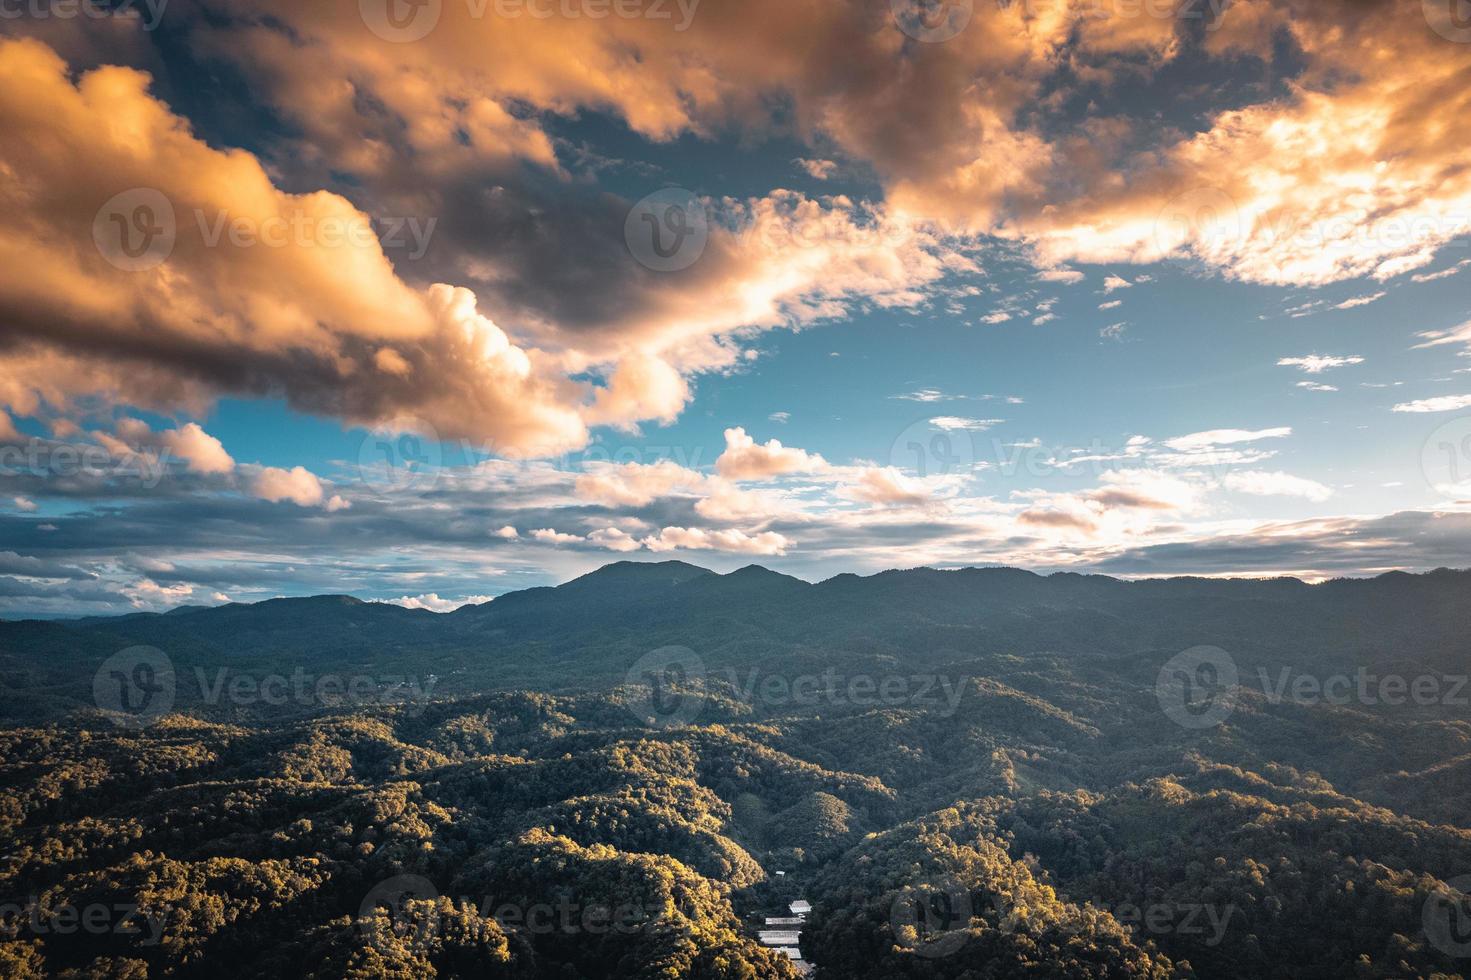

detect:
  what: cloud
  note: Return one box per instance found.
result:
[103,419,236,475]
[1038,268,1085,284]
[0,38,607,457]
[1333,291,1386,310]
[693,479,789,523]
[1102,275,1133,293]
[929,417,1003,431]
[588,527,644,552]
[574,459,704,507]
[160,423,236,475]
[1018,507,1099,533]
[251,465,333,508]
[1277,355,1365,374]
[139,0,1471,305]
[531,528,584,545]
[1163,427,1293,452]
[1223,470,1334,502]
[1414,320,1471,351]
[1411,260,1471,283]
[795,158,837,180]
[842,467,933,507]
[894,388,953,403]
[715,427,827,480]
[384,593,493,612]
[1392,394,1471,414]
[642,526,791,556]
[1297,382,1338,393]
[1098,299,1123,310]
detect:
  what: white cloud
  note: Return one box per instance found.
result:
[642,526,791,555]
[716,427,827,480]
[588,527,643,552]
[252,466,329,508]
[929,416,1003,431]
[384,593,494,612]
[574,459,703,507]
[1224,470,1334,502]
[531,528,584,545]
[842,466,933,507]
[1392,394,1471,413]
[893,388,951,403]
[1333,291,1385,310]
[1164,427,1293,452]
[1102,275,1133,293]
[1411,259,1471,283]
[1414,320,1471,350]
[1278,355,1364,374]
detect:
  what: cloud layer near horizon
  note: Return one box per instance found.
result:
[2,2,1470,613]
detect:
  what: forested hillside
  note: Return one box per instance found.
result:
[2,563,1470,977]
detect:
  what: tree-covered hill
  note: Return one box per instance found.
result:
[2,563,1470,977]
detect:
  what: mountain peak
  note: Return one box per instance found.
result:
[574,560,713,582]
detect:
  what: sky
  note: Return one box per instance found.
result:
[2,0,1471,617]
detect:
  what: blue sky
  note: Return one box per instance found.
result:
[1,0,1470,616]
